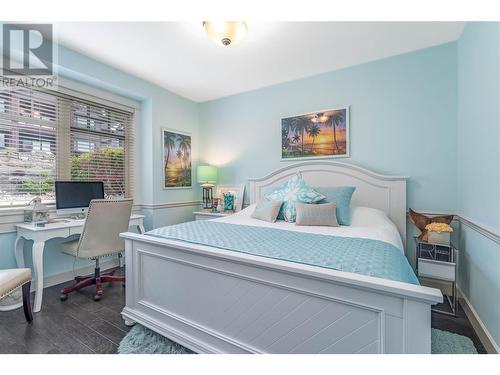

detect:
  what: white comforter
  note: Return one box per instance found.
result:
[215,205,404,251]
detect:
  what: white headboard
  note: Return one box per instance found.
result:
[248,161,408,249]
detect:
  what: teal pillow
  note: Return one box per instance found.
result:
[265,173,325,222]
[315,186,356,225]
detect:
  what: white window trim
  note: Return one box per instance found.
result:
[0,76,141,225]
[52,76,140,112]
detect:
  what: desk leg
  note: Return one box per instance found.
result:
[32,242,45,313]
[15,236,25,268]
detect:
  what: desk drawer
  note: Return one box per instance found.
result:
[418,258,455,282]
[69,226,83,235]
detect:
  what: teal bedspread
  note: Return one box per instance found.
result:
[146,221,418,285]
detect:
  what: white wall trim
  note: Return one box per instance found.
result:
[457,285,500,354]
[141,200,202,210]
[406,211,500,245]
[0,201,201,234]
[409,211,500,353]
[53,76,140,111]
[458,215,500,245]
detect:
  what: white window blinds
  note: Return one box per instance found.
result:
[69,100,133,199]
[0,89,58,206]
[0,86,134,207]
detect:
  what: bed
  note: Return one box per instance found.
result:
[120,161,442,353]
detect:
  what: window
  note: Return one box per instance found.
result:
[0,86,134,207]
[69,100,130,198]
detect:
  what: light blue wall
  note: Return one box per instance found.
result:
[56,45,200,208]
[457,22,500,346]
[457,23,500,230]
[199,43,458,213]
[1,24,499,348]
[0,43,201,276]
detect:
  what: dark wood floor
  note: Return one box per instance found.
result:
[0,268,130,354]
[432,299,487,353]
[0,268,488,354]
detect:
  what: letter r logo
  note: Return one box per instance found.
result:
[2,24,53,76]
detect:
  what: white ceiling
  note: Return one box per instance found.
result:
[55,22,465,102]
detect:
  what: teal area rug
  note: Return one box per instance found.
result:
[118,325,477,354]
[118,325,194,354]
[431,328,478,354]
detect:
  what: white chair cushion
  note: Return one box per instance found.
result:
[61,239,120,259]
[0,268,31,300]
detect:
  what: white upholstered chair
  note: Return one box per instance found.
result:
[60,198,133,301]
[0,268,33,321]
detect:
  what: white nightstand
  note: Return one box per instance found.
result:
[194,210,232,221]
[415,237,458,316]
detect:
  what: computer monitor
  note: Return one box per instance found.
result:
[55,181,104,216]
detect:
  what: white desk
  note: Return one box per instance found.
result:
[14,214,144,313]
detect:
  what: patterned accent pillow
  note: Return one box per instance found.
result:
[295,202,339,227]
[223,193,235,211]
[265,173,326,222]
[251,200,282,223]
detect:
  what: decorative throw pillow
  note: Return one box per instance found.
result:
[251,200,282,223]
[223,193,235,211]
[295,202,339,227]
[265,173,326,222]
[315,186,356,225]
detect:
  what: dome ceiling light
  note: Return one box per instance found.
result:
[203,21,248,47]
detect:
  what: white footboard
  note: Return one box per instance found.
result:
[121,232,442,354]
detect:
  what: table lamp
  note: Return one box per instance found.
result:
[197,165,218,209]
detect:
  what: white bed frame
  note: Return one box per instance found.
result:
[120,161,442,353]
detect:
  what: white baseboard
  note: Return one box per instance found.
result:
[457,285,500,354]
[42,257,121,289]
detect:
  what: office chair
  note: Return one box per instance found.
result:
[60,198,133,301]
[0,268,33,321]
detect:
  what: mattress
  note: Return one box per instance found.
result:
[216,205,405,251]
[146,206,417,285]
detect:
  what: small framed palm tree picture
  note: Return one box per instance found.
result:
[281,107,349,160]
[162,128,192,188]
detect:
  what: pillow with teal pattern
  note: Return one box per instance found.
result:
[315,186,356,225]
[265,173,326,222]
[223,193,235,211]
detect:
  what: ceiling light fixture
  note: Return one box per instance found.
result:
[203,21,247,47]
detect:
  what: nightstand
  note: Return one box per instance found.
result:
[193,210,232,221]
[414,237,458,316]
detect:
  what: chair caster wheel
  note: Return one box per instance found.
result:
[93,294,102,301]
[60,294,68,301]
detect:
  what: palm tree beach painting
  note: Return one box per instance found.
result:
[162,128,192,188]
[281,107,349,160]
